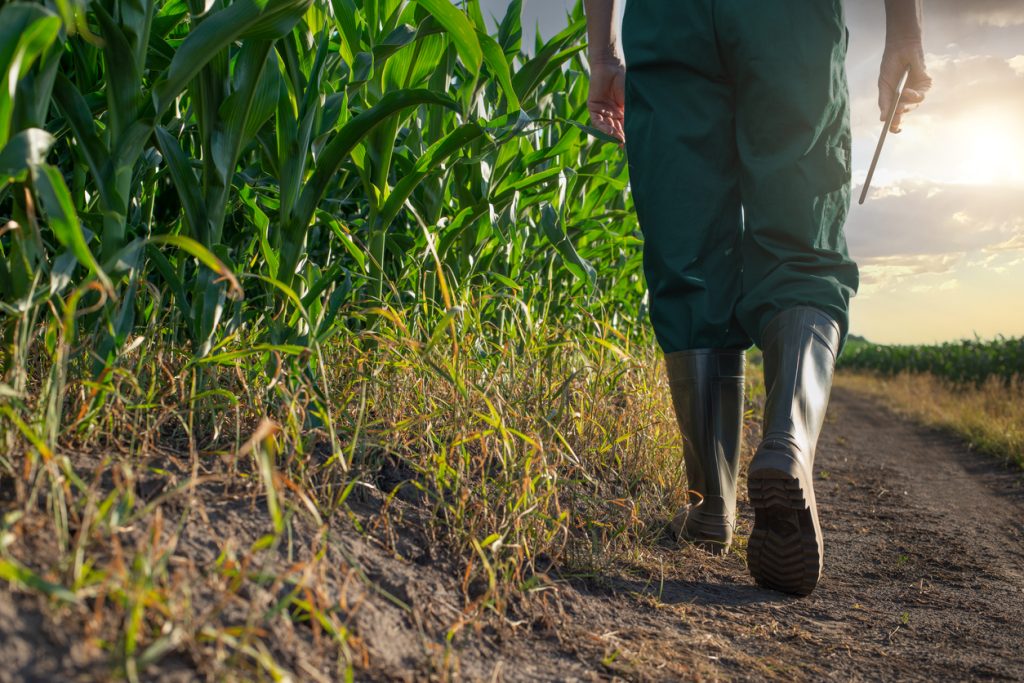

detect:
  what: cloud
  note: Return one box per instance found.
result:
[848,179,1024,298]
[985,232,1024,253]
[857,253,962,296]
[910,277,959,293]
[928,0,1024,27]
[964,10,1024,28]
[848,180,1024,259]
[923,51,1024,104]
[859,254,962,273]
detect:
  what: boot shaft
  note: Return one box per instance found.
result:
[665,350,745,502]
[760,307,841,463]
[665,349,745,550]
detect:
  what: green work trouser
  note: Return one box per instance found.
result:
[622,0,859,353]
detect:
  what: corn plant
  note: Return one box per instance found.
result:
[29,1,632,327]
[839,336,1024,387]
[0,2,113,444]
[1,0,646,462]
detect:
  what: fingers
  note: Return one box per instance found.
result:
[590,111,623,142]
[587,64,627,143]
[890,109,903,134]
[589,102,625,142]
[878,48,933,134]
[605,113,625,143]
[889,88,926,133]
[899,88,926,105]
[908,55,933,95]
[889,69,932,133]
[877,56,905,118]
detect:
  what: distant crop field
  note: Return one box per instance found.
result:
[838,337,1024,386]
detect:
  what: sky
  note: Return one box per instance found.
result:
[478,0,1024,344]
[843,1,1024,343]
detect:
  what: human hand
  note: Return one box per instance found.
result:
[587,59,626,143]
[878,40,932,133]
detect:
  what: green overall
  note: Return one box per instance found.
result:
[622,0,859,353]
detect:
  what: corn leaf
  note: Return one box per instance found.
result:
[34,164,113,295]
[153,0,311,115]
[290,88,458,238]
[0,4,62,147]
[0,127,53,184]
[414,0,482,72]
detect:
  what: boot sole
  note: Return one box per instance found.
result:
[747,451,823,596]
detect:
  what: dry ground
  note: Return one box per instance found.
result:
[2,385,1023,681]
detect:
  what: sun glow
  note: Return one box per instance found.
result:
[957,111,1024,186]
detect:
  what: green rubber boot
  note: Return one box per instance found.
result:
[747,307,841,595]
[666,349,745,554]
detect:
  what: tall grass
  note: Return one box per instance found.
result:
[837,336,1024,468]
[2,302,700,678]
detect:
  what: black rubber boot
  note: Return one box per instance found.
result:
[665,349,745,554]
[747,307,841,596]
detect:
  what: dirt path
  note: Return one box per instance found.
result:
[554,386,1024,681]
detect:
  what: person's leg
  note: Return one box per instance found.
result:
[733,0,860,342]
[725,0,859,344]
[622,0,748,552]
[719,0,858,593]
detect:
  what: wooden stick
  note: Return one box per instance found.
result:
[858,67,910,205]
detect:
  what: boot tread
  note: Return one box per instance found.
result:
[747,471,822,596]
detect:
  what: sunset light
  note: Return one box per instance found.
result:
[957,110,1024,185]
[839,4,1024,344]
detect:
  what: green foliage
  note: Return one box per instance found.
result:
[0,0,644,428]
[838,337,1024,387]
[1,0,642,365]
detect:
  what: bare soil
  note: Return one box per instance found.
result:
[557,386,1024,681]
[2,386,1023,681]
